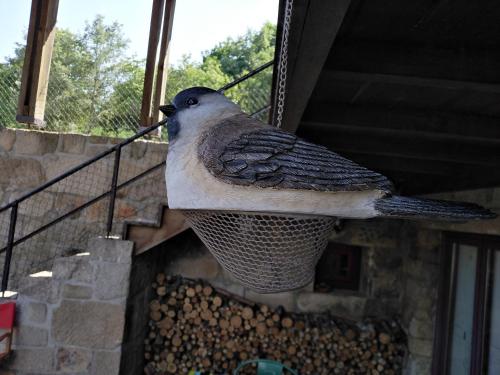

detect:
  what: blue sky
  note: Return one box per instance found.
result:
[0,0,278,64]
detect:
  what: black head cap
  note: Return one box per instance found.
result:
[172,87,218,109]
[160,87,218,117]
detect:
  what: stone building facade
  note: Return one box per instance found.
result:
[1,129,499,374]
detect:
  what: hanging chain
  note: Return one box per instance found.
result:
[275,0,293,129]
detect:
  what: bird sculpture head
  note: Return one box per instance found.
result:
[160,87,241,143]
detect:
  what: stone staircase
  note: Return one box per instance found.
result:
[123,205,189,255]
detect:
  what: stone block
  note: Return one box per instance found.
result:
[127,141,147,159]
[115,200,137,219]
[59,134,87,154]
[167,254,220,280]
[14,130,59,155]
[0,157,45,188]
[52,257,93,284]
[85,144,111,158]
[12,325,48,347]
[116,170,165,201]
[56,347,92,373]
[94,263,130,300]
[408,317,434,340]
[54,193,87,213]
[408,337,433,357]
[332,219,400,248]
[245,290,296,312]
[23,302,47,324]
[43,154,88,182]
[18,277,59,304]
[209,270,245,298]
[91,350,121,375]
[146,142,168,158]
[89,238,133,264]
[0,128,16,152]
[63,284,93,299]
[52,300,125,349]
[88,135,108,144]
[82,199,108,222]
[18,191,55,217]
[296,292,366,319]
[5,348,54,372]
[406,354,432,375]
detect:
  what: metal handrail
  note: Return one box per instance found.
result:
[0,60,275,293]
[0,119,166,215]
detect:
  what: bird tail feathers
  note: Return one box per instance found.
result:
[375,195,497,221]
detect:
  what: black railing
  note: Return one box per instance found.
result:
[0,61,274,294]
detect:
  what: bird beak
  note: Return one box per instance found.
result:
[159,104,176,117]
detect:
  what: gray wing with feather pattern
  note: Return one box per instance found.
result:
[198,114,393,193]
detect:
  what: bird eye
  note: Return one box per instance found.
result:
[186,97,198,106]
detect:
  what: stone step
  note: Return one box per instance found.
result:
[123,205,189,255]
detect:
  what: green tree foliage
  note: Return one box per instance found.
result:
[0,18,275,135]
[165,22,276,116]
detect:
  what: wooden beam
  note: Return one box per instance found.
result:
[335,152,477,177]
[17,0,59,126]
[140,0,166,127]
[325,40,500,85]
[297,122,500,166]
[278,0,352,133]
[302,103,500,141]
[152,0,176,124]
[323,69,500,95]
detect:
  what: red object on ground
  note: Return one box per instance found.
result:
[0,302,15,329]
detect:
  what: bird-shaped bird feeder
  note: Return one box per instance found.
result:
[161,85,494,293]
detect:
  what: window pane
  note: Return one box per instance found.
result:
[449,244,478,375]
[488,250,500,373]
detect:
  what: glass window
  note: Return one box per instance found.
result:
[449,244,478,375]
[488,250,500,374]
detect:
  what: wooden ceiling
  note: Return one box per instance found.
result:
[277,0,500,195]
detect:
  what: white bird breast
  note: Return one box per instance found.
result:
[165,128,384,219]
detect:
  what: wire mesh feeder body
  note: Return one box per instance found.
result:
[181,210,336,293]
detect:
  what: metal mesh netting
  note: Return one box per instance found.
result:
[182,210,336,293]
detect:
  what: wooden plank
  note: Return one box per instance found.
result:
[297,122,500,166]
[323,69,500,95]
[279,0,352,133]
[152,0,176,124]
[140,0,166,127]
[17,0,59,126]
[334,152,481,177]
[302,103,500,140]
[325,40,500,85]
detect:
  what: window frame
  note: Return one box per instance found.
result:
[432,232,500,375]
[314,242,362,292]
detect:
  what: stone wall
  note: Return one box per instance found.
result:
[123,199,499,375]
[0,237,133,375]
[0,128,167,288]
[123,224,417,374]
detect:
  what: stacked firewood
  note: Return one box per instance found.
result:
[144,275,406,375]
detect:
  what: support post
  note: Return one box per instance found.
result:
[106,147,122,237]
[16,0,59,127]
[152,0,176,124]
[1,205,18,294]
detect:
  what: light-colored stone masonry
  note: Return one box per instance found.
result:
[0,237,133,375]
[0,128,168,289]
[0,128,167,208]
[146,186,500,375]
